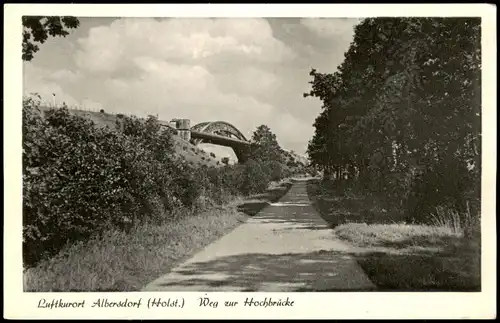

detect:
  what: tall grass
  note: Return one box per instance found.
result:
[430,201,479,237]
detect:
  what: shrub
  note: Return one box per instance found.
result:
[405,158,479,225]
[171,168,204,210]
[239,159,272,195]
[262,160,285,182]
[24,103,130,265]
[22,99,184,267]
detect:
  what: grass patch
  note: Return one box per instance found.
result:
[306,178,481,291]
[334,223,462,248]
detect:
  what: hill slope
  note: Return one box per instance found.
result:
[37,106,308,169]
[282,149,309,167]
[38,107,223,168]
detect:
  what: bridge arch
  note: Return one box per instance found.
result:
[190,121,248,145]
[190,121,251,162]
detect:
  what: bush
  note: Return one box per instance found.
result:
[405,158,479,225]
[23,100,183,266]
[239,160,272,195]
[24,105,122,265]
[262,160,285,182]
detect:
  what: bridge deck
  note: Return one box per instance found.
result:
[191,130,251,147]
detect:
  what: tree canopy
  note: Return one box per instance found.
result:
[248,124,285,164]
[22,16,80,61]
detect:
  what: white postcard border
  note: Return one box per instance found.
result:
[4,4,497,319]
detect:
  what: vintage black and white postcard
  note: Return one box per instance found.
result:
[4,3,497,320]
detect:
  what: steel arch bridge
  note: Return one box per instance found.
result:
[189,121,252,162]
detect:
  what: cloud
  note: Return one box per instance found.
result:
[215,66,281,98]
[270,112,316,149]
[47,69,82,83]
[23,64,80,107]
[75,18,295,76]
[300,18,360,39]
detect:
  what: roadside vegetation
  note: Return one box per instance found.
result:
[22,96,304,292]
[304,18,481,291]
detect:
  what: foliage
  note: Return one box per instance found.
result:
[248,124,285,164]
[23,99,178,265]
[305,18,481,224]
[22,16,80,61]
[238,160,271,195]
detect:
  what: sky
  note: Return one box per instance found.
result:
[23,17,360,160]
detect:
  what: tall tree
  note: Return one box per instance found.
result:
[249,125,284,163]
[22,16,80,61]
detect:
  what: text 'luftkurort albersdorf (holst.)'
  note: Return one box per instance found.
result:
[37,295,295,310]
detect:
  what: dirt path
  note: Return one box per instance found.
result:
[142,178,376,292]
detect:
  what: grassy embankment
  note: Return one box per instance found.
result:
[307,178,481,291]
[23,179,293,292]
[42,108,223,168]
